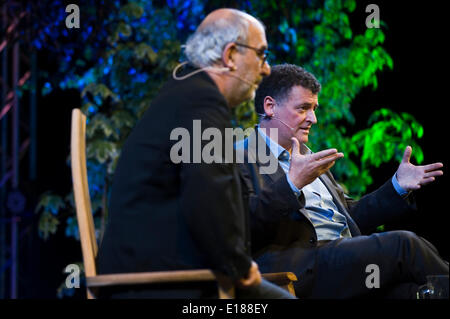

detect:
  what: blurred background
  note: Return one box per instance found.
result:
[0,0,448,298]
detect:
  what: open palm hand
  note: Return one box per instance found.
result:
[396,146,444,191]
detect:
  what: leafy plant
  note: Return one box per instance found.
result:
[27,0,424,296]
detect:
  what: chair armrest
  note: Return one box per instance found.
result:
[86,270,298,298]
[86,269,216,287]
[262,271,298,285]
[262,272,298,296]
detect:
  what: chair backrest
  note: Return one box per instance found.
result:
[70,109,98,279]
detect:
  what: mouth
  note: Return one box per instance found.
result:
[298,127,311,134]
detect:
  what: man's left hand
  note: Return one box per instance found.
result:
[396,146,444,191]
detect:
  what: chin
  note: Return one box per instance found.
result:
[296,134,309,144]
[248,89,256,101]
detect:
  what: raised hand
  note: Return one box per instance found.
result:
[288,137,344,189]
[396,146,444,191]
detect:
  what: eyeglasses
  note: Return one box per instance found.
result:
[234,42,270,66]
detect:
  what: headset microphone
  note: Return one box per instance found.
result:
[172,62,231,80]
[259,113,296,138]
[226,73,259,90]
[173,62,258,91]
[272,116,296,131]
[208,66,231,72]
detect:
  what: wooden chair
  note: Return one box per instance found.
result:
[70,108,297,299]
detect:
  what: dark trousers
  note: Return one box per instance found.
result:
[310,230,449,299]
[237,278,297,299]
[101,277,296,299]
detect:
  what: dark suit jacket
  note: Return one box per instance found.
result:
[237,129,417,295]
[97,67,252,297]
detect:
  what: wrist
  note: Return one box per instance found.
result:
[392,173,409,196]
[288,172,303,189]
[286,174,302,196]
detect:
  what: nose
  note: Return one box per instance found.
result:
[307,109,317,124]
[261,61,271,76]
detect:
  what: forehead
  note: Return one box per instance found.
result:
[247,21,267,47]
[283,85,318,104]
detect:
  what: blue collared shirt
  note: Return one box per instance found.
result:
[257,126,408,241]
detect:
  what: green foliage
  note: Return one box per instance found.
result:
[35,193,65,240]
[35,0,424,248]
[36,0,184,240]
[351,108,424,167]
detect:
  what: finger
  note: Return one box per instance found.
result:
[316,154,343,170]
[424,170,443,178]
[312,148,338,160]
[317,152,344,164]
[239,268,260,287]
[238,272,253,287]
[238,276,253,286]
[408,184,421,191]
[402,146,412,164]
[423,162,444,172]
[291,137,300,155]
[321,160,336,172]
[420,177,435,185]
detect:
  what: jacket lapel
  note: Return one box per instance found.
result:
[245,128,286,184]
[245,129,315,223]
[243,129,361,235]
[319,172,361,236]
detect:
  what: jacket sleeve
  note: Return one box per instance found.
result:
[238,160,303,251]
[345,179,418,233]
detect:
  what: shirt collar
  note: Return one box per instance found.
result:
[257,126,286,160]
[257,125,312,160]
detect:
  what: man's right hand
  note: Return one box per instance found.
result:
[237,261,262,288]
[288,137,344,189]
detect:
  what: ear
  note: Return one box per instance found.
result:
[221,42,238,71]
[263,96,276,118]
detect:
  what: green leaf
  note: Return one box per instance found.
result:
[38,211,60,240]
[111,110,135,129]
[120,3,144,19]
[86,140,116,164]
[117,22,132,38]
[35,193,65,215]
[86,114,118,139]
[134,43,157,63]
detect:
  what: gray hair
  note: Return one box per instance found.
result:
[184,11,257,68]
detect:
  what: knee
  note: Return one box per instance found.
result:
[388,230,421,249]
[391,230,419,241]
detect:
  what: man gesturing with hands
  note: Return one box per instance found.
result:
[288,139,344,190]
[236,64,448,299]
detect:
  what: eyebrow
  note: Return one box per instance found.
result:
[296,103,319,109]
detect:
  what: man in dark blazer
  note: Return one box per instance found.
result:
[97,9,294,298]
[236,64,449,298]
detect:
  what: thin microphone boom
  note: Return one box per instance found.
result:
[173,62,259,92]
[226,73,258,89]
[271,116,296,131]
